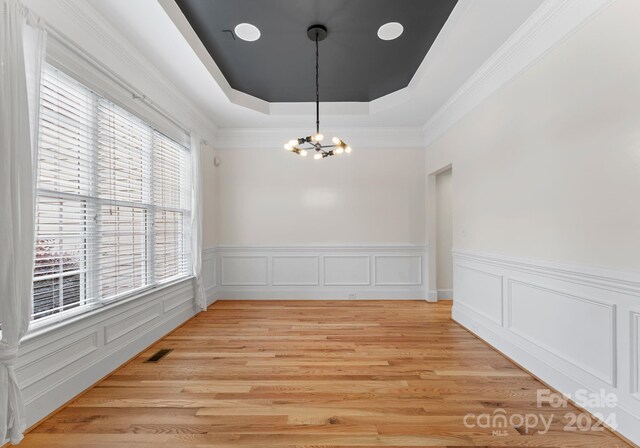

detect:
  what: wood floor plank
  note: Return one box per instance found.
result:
[22,300,631,447]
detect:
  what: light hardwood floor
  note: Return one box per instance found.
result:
[20,300,631,447]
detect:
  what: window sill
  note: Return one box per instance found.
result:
[22,276,195,344]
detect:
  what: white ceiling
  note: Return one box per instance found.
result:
[87,0,543,132]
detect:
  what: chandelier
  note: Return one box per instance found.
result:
[284,25,352,159]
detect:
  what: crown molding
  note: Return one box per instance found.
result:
[25,0,218,141]
[212,127,426,150]
[422,0,616,148]
[27,0,615,151]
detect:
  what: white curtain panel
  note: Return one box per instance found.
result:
[0,0,46,444]
[190,134,207,310]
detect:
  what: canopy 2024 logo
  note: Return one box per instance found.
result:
[462,389,617,436]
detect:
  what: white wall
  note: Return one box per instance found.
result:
[425,0,640,443]
[426,0,640,272]
[205,147,428,300]
[215,148,426,245]
[435,168,453,297]
[202,142,219,247]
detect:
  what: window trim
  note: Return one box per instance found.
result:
[31,57,193,328]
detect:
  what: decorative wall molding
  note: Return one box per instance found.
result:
[214,244,427,253]
[630,309,640,400]
[506,279,617,386]
[454,263,504,327]
[212,127,427,150]
[323,255,371,286]
[221,255,269,286]
[103,302,163,344]
[272,256,320,286]
[17,332,98,390]
[373,255,422,286]
[28,0,615,153]
[17,280,199,430]
[204,244,428,300]
[452,248,640,445]
[423,0,615,147]
[454,248,640,296]
[202,248,218,306]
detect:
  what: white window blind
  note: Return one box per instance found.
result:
[33,64,192,322]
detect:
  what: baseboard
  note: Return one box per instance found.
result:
[437,288,453,299]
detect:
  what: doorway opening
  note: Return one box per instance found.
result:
[435,167,453,300]
[427,165,453,302]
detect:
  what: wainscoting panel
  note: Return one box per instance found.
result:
[202,248,217,291]
[508,279,616,385]
[104,302,163,345]
[210,245,428,299]
[630,309,640,399]
[221,255,269,286]
[324,255,371,286]
[164,285,198,313]
[17,331,99,391]
[452,249,640,445]
[272,256,320,286]
[374,255,422,286]
[454,263,503,326]
[202,247,218,306]
[17,279,199,430]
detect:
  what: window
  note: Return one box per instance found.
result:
[33,64,192,322]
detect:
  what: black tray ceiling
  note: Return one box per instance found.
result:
[176,0,458,103]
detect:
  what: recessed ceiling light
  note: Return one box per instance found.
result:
[234,23,260,42]
[377,22,403,41]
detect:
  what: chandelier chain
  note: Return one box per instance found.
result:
[315,34,319,135]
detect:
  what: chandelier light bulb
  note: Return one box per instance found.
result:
[284,143,292,150]
[300,149,308,157]
[288,139,297,147]
[315,133,324,142]
[335,147,344,154]
[345,146,352,153]
[332,136,340,145]
[314,153,322,160]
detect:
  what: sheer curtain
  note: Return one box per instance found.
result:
[0,0,46,444]
[190,134,207,310]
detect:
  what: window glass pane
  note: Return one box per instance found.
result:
[33,196,87,320]
[97,99,151,205]
[154,209,185,282]
[153,131,188,209]
[33,64,192,324]
[99,205,148,298]
[38,67,95,196]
